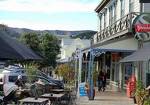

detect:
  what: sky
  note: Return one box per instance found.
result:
[0,0,101,31]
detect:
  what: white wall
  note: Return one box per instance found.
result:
[60,38,91,59]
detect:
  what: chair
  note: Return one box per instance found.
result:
[70,89,77,105]
[60,92,71,105]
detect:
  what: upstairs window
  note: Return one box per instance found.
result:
[129,0,134,12]
[109,6,113,25]
[104,10,107,28]
[120,0,125,17]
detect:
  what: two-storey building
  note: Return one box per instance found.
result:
[80,0,150,97]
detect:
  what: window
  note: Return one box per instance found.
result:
[98,13,102,31]
[129,0,134,12]
[109,6,113,25]
[104,12,106,28]
[114,3,117,22]
[8,75,27,83]
[120,0,125,17]
[9,76,18,82]
[109,4,116,25]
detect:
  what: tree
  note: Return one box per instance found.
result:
[39,33,60,68]
[56,64,75,85]
[19,32,60,68]
[20,32,40,53]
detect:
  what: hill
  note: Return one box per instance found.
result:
[72,31,97,39]
[0,24,96,39]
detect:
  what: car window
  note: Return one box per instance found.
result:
[9,76,18,82]
[8,75,27,83]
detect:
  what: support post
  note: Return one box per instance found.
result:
[88,49,94,100]
[77,49,82,98]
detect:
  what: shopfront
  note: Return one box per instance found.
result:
[120,13,150,87]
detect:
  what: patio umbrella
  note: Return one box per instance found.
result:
[0,31,42,60]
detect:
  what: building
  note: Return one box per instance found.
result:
[57,38,91,63]
[77,0,150,99]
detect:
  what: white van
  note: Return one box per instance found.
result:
[0,65,26,96]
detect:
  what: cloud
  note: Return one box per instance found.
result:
[0,19,97,31]
[0,0,98,13]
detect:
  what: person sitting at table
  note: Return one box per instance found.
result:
[15,75,24,89]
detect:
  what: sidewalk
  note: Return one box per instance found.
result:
[77,89,135,105]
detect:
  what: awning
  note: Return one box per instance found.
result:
[120,44,150,62]
[86,48,134,58]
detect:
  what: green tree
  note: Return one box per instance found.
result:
[20,32,40,53]
[40,33,60,68]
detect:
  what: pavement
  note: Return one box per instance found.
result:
[77,88,135,105]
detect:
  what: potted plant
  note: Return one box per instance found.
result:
[135,80,148,105]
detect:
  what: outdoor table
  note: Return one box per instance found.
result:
[41,93,64,105]
[16,88,30,98]
[50,89,64,94]
[19,97,49,105]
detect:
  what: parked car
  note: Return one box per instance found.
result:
[36,70,64,89]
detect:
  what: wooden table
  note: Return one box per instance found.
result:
[50,89,64,93]
[41,93,64,105]
[19,97,49,105]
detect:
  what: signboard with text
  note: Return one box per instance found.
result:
[79,82,87,96]
[135,24,150,32]
[133,13,150,41]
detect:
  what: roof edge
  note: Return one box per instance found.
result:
[95,0,110,13]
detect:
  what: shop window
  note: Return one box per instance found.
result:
[112,68,115,81]
[124,63,133,84]
[146,73,150,87]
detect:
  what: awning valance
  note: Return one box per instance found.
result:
[120,44,150,62]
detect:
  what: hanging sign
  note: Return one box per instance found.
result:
[135,24,150,32]
[133,13,150,41]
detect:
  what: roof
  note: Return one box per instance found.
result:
[95,0,110,13]
[0,31,42,60]
[120,43,150,62]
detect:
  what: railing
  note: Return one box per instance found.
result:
[94,12,139,44]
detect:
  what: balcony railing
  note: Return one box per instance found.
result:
[94,12,139,44]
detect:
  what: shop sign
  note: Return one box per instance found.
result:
[133,13,150,41]
[135,24,150,32]
[139,0,150,3]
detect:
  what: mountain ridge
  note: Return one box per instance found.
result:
[0,24,96,39]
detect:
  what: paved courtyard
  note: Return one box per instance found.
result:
[77,90,135,105]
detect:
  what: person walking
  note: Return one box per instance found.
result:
[98,71,103,92]
[102,71,107,92]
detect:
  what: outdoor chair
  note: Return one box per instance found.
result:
[60,92,71,105]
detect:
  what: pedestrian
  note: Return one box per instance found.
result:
[102,71,107,92]
[98,71,103,92]
[15,75,24,89]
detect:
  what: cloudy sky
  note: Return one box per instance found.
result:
[0,0,100,31]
